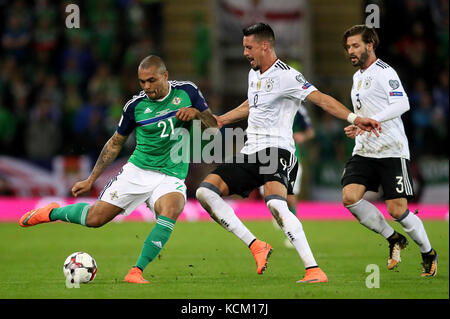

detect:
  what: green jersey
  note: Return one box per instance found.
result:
[117,81,208,179]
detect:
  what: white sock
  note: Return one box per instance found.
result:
[396,210,432,253]
[266,197,318,268]
[196,186,256,246]
[346,199,395,239]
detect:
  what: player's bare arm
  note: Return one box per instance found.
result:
[197,108,219,128]
[72,131,128,197]
[216,100,250,128]
[175,107,218,128]
[306,91,381,136]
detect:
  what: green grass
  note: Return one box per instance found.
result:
[0,220,448,299]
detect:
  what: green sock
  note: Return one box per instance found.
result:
[135,216,176,271]
[289,206,297,216]
[49,203,90,226]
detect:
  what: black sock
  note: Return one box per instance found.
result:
[387,231,400,244]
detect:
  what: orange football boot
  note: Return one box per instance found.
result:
[250,239,273,275]
[19,202,60,227]
[124,267,149,284]
[296,267,328,283]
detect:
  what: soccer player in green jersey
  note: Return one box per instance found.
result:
[19,55,217,283]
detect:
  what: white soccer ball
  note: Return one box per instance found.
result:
[63,252,97,284]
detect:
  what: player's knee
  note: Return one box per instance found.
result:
[196,187,216,215]
[85,208,106,228]
[195,187,207,201]
[196,185,222,204]
[386,200,406,219]
[342,191,361,207]
[160,205,183,220]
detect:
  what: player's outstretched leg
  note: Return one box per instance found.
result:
[19,202,61,227]
[20,201,122,228]
[196,183,273,274]
[266,197,327,283]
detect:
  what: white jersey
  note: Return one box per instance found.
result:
[241,59,317,155]
[351,59,410,159]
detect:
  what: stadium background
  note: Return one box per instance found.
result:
[0,0,448,219]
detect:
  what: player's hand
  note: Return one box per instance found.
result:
[176,107,200,122]
[72,179,93,197]
[354,117,382,137]
[344,125,359,139]
[214,115,225,129]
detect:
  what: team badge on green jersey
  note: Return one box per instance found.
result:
[172,97,181,105]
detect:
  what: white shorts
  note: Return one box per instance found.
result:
[99,162,187,216]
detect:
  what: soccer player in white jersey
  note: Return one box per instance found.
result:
[196,23,381,283]
[341,25,437,276]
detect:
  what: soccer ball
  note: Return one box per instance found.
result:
[63,252,97,284]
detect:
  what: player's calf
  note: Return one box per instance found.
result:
[266,197,320,269]
[84,202,123,227]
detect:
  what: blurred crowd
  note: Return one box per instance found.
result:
[0,0,448,194]
[377,0,449,159]
[0,0,163,168]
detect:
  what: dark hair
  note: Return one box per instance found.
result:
[242,23,275,47]
[342,24,379,50]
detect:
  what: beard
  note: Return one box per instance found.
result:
[250,61,260,71]
[350,48,369,67]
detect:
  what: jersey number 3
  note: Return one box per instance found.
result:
[395,176,404,193]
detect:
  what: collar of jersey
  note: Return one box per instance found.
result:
[148,84,172,102]
[359,58,380,74]
[256,58,280,76]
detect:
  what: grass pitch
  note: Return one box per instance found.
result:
[0,219,448,299]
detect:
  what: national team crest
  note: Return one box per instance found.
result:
[363,78,371,89]
[172,97,181,105]
[264,79,274,92]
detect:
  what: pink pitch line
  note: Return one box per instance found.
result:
[0,198,448,222]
